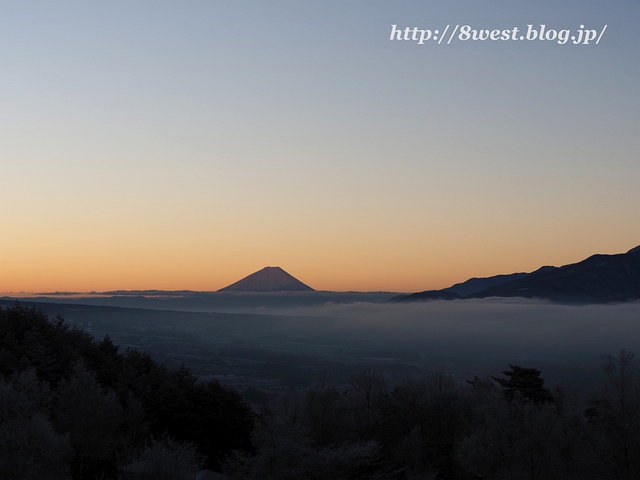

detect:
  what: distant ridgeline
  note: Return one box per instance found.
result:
[394,245,640,303]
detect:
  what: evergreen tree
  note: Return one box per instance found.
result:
[492,364,553,404]
[0,303,254,478]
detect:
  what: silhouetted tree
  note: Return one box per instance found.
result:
[53,360,123,479]
[120,437,201,480]
[349,367,387,437]
[0,303,254,477]
[492,364,553,404]
[0,371,70,480]
[303,377,348,446]
[224,407,381,480]
[582,350,640,479]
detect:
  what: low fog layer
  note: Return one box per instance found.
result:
[249,298,640,389]
[240,297,640,357]
[4,297,638,391]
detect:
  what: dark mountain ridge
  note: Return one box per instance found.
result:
[444,266,558,297]
[395,246,640,304]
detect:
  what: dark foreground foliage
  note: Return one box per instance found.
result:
[225,358,640,479]
[0,303,253,479]
[2,302,640,479]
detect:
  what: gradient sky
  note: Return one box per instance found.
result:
[1,1,639,293]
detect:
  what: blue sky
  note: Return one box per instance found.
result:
[1,1,638,292]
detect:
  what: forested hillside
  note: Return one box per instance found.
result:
[2,303,640,479]
[0,303,253,479]
[224,359,640,479]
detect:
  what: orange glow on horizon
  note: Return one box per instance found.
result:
[2,239,636,294]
